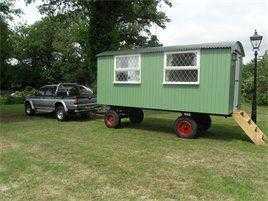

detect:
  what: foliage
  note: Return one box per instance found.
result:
[241,53,268,105]
[11,86,37,97]
[10,14,93,88]
[0,95,24,105]
[0,86,37,105]
[0,0,21,90]
[0,0,21,21]
[1,0,171,90]
[32,0,171,77]
[0,18,13,90]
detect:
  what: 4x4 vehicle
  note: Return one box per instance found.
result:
[24,83,98,121]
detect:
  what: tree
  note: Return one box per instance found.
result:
[29,0,171,80]
[0,18,13,90]
[11,14,93,88]
[0,0,21,21]
[241,52,268,105]
[0,0,21,90]
[2,0,171,90]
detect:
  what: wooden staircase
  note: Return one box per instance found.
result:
[233,110,266,145]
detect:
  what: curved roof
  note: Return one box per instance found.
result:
[97,41,245,57]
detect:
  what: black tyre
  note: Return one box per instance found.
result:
[174,116,198,139]
[25,102,35,116]
[55,105,68,121]
[104,110,121,128]
[129,109,144,124]
[191,113,211,131]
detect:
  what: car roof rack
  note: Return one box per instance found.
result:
[57,83,78,86]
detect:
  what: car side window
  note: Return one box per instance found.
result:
[45,87,56,97]
[56,86,68,97]
[38,87,46,96]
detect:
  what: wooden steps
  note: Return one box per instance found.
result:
[233,110,266,145]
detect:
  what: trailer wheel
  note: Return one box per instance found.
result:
[174,116,197,139]
[129,109,144,124]
[191,114,211,131]
[104,110,121,128]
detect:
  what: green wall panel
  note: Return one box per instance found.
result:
[97,48,233,115]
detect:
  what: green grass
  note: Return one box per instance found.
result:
[0,104,267,201]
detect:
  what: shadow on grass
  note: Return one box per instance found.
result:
[0,111,101,123]
[1,108,250,143]
[121,117,250,143]
[200,124,250,143]
[121,118,174,134]
[0,113,29,123]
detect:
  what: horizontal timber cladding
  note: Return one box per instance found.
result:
[97,48,233,115]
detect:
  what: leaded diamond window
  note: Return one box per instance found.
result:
[164,51,200,84]
[165,69,198,83]
[114,55,141,84]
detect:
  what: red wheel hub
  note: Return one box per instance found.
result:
[105,114,115,127]
[176,120,193,137]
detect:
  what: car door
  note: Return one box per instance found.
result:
[44,86,57,112]
[37,86,56,112]
[32,87,46,110]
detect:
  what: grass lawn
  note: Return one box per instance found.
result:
[0,104,267,200]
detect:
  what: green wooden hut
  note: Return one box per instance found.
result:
[97,41,246,139]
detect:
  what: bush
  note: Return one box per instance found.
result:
[0,86,37,105]
[0,95,24,105]
[241,54,268,106]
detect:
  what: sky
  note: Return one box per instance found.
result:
[13,0,268,63]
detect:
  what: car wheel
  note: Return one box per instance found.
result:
[174,116,197,139]
[56,105,68,121]
[25,102,35,116]
[104,110,121,128]
[129,109,144,124]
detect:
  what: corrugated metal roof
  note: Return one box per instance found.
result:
[97,41,245,57]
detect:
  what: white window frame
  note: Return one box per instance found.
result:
[163,50,200,85]
[114,54,141,84]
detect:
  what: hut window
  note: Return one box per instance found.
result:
[163,51,200,84]
[114,55,141,84]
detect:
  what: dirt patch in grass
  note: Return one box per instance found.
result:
[0,143,15,150]
[0,112,30,123]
